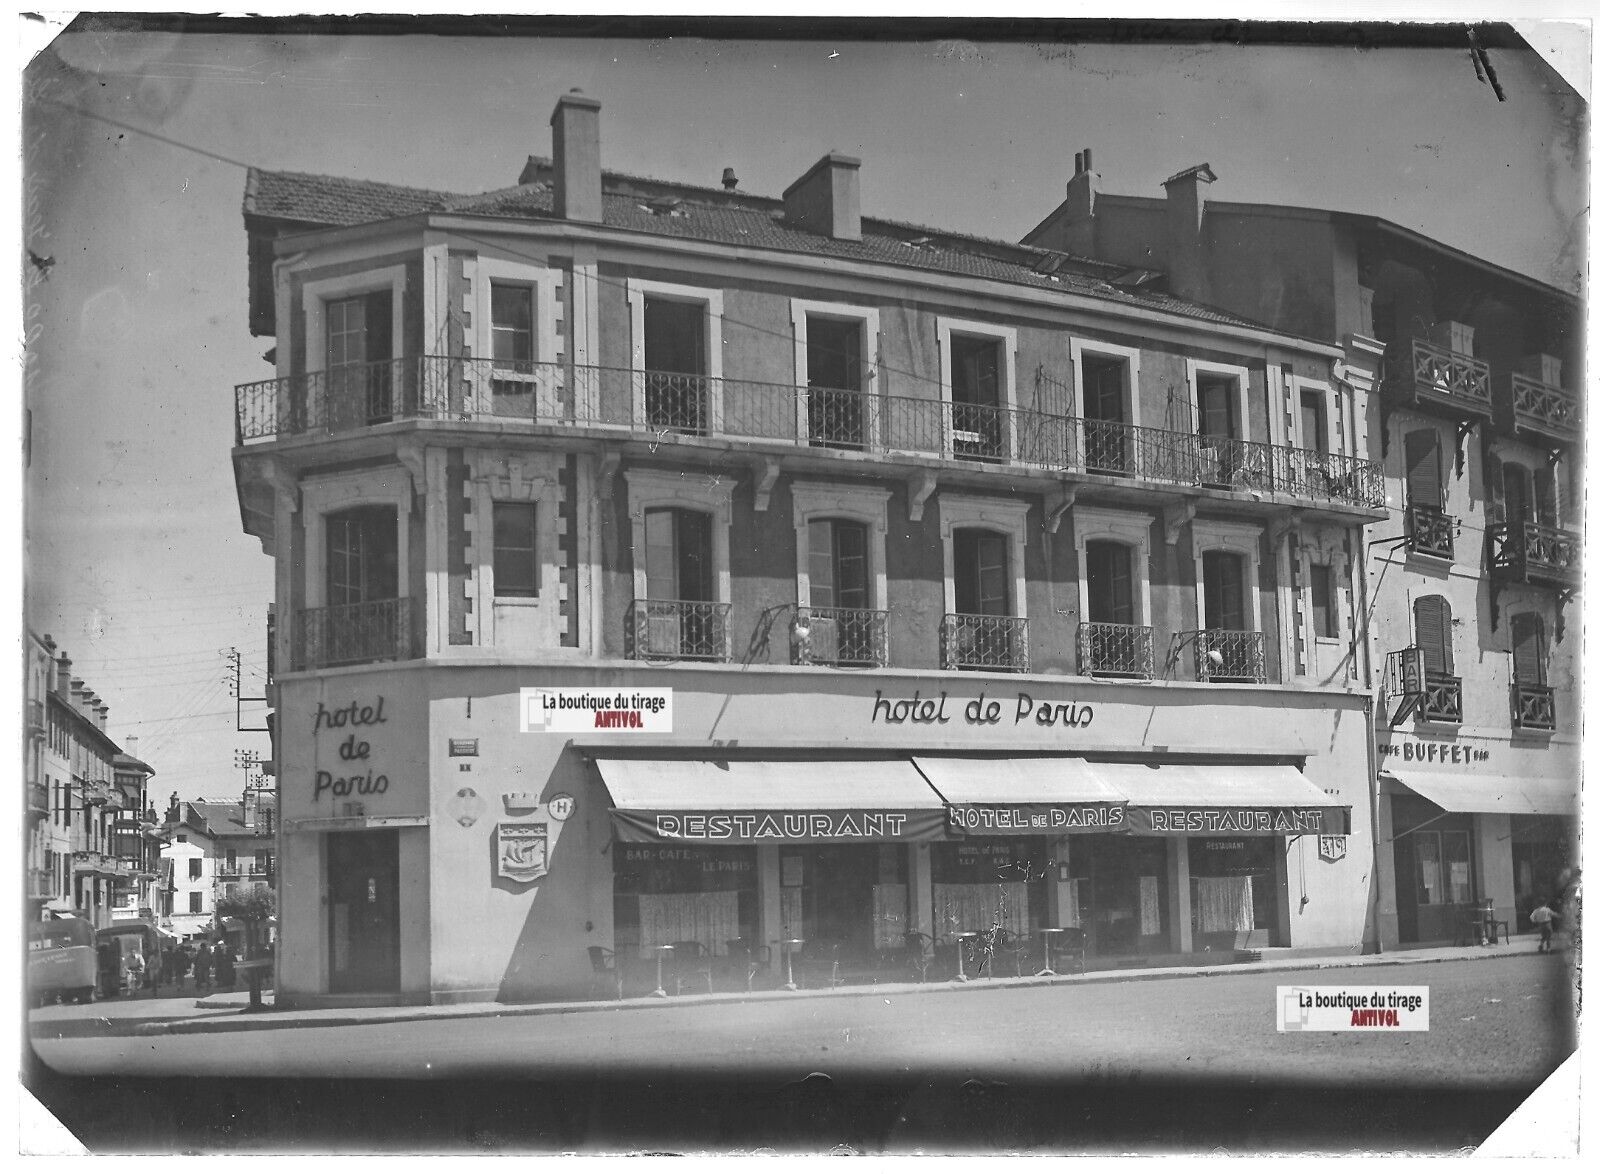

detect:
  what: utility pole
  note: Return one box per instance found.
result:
[225,646,270,733]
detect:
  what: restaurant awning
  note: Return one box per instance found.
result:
[594,758,947,844]
[1091,762,1350,836]
[1382,770,1577,817]
[912,756,1128,836]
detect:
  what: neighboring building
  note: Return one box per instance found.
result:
[161,802,218,940]
[25,633,148,928]
[108,751,164,922]
[232,92,1387,1007]
[1027,152,1582,947]
[158,791,278,946]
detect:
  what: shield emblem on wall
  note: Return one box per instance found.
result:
[1317,835,1347,864]
[497,822,549,883]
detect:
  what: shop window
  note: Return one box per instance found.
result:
[1188,838,1281,947]
[492,502,539,598]
[1413,829,1472,905]
[931,838,1049,940]
[611,844,757,962]
[1309,563,1338,639]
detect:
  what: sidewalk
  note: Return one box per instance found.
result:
[31,934,1563,1039]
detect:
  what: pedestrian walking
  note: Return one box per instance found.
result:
[175,943,193,990]
[1530,902,1557,952]
[194,940,213,992]
[214,940,236,990]
[124,950,145,995]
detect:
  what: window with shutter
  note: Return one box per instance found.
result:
[1404,430,1443,509]
[1511,613,1546,686]
[1413,595,1454,676]
[1085,540,1135,624]
[1502,462,1532,526]
[1484,451,1506,525]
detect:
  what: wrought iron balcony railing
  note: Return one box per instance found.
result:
[1406,502,1456,561]
[1386,338,1492,417]
[235,358,1386,512]
[1419,672,1463,724]
[1076,621,1155,679]
[628,599,733,662]
[1511,373,1581,444]
[942,613,1029,673]
[294,598,417,671]
[792,606,889,668]
[1185,629,1267,684]
[1487,520,1581,590]
[1512,682,1556,732]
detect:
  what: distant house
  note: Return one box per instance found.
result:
[161,792,278,946]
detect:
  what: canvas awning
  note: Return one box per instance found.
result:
[1090,762,1350,836]
[912,756,1128,836]
[1382,770,1577,817]
[594,758,947,844]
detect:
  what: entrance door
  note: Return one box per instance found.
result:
[327,831,401,994]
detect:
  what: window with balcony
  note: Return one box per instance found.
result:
[1299,389,1328,455]
[1488,453,1578,588]
[492,502,539,598]
[794,302,878,451]
[626,468,733,662]
[1413,594,1461,723]
[1404,428,1453,560]
[225,849,237,873]
[1079,538,1153,678]
[627,280,723,437]
[791,482,891,669]
[325,290,395,428]
[939,319,1017,464]
[1510,612,1554,731]
[1189,520,1266,683]
[940,495,1029,672]
[1187,360,1254,489]
[490,281,535,394]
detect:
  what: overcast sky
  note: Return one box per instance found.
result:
[19,25,1586,799]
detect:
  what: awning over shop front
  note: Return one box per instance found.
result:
[1091,762,1350,836]
[912,756,1127,836]
[594,758,947,844]
[1383,770,1577,817]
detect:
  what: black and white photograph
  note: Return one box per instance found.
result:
[16,14,1586,1155]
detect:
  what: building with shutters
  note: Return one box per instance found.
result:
[230,93,1389,1008]
[1027,151,1582,948]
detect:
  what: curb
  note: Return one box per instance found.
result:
[120,941,1552,1037]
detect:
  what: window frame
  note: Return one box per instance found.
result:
[301,265,406,379]
[490,500,541,600]
[1185,358,1252,443]
[1291,375,1345,457]
[624,468,734,606]
[791,299,881,449]
[1072,506,1154,627]
[937,318,1019,461]
[938,494,1031,620]
[301,469,414,611]
[627,278,725,433]
[469,256,562,408]
[790,482,891,611]
[1190,519,1264,634]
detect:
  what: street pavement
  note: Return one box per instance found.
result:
[24,938,1578,1153]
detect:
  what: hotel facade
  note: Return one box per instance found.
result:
[234,94,1385,1006]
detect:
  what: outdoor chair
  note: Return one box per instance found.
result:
[667,941,715,995]
[586,945,621,1000]
[1056,927,1087,974]
[724,938,772,992]
[994,928,1031,977]
[901,931,935,983]
[797,939,843,989]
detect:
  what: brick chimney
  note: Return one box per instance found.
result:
[70,679,87,714]
[56,653,72,696]
[1162,163,1217,304]
[1067,149,1098,224]
[783,152,862,242]
[550,89,602,223]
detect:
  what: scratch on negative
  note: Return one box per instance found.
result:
[1467,30,1507,102]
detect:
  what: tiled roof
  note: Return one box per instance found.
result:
[244,166,1274,331]
[189,798,277,835]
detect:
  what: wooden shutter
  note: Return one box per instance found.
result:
[1413,595,1453,676]
[1511,613,1546,686]
[1484,452,1505,525]
[1502,463,1531,526]
[1404,430,1443,509]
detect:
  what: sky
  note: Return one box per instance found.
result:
[16,22,1587,804]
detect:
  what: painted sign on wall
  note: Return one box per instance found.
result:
[311,696,393,801]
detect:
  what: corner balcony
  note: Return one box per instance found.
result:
[293,598,418,672]
[1383,339,1492,422]
[1487,520,1580,591]
[628,599,733,662]
[1512,683,1556,732]
[1076,621,1155,679]
[791,606,889,668]
[1405,502,1456,561]
[235,358,1386,515]
[1181,629,1266,684]
[1509,373,1581,448]
[941,613,1029,673]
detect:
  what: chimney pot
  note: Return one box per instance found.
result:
[550,90,603,223]
[722,167,738,191]
[1162,162,1217,303]
[782,152,862,242]
[1083,148,1092,172]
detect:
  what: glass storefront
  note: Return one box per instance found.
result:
[778,843,908,962]
[1188,837,1282,949]
[930,837,1051,941]
[1391,797,1475,943]
[1511,815,1574,932]
[1068,836,1169,957]
[612,843,758,960]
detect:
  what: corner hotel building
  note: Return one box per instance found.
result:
[233,93,1379,1006]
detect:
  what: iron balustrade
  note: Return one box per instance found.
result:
[1511,373,1581,441]
[629,599,732,661]
[1419,672,1463,724]
[1185,629,1267,683]
[1076,622,1155,679]
[295,598,416,671]
[1512,682,1556,731]
[1406,502,1456,561]
[1488,520,1581,587]
[942,613,1029,673]
[792,606,889,668]
[1390,338,1492,413]
[234,357,1385,510]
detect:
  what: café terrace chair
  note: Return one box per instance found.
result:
[667,940,715,995]
[724,938,772,992]
[1056,927,1088,975]
[994,928,1032,978]
[901,931,935,983]
[797,939,843,989]
[586,945,621,1000]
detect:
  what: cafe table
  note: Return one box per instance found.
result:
[1035,926,1067,977]
[953,931,981,982]
[778,938,805,991]
[650,943,674,998]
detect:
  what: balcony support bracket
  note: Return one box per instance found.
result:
[1161,498,1197,547]
[1453,418,1476,478]
[907,469,938,523]
[1267,509,1303,551]
[751,456,781,512]
[1042,483,1078,534]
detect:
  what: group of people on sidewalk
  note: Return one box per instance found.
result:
[124,938,241,994]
